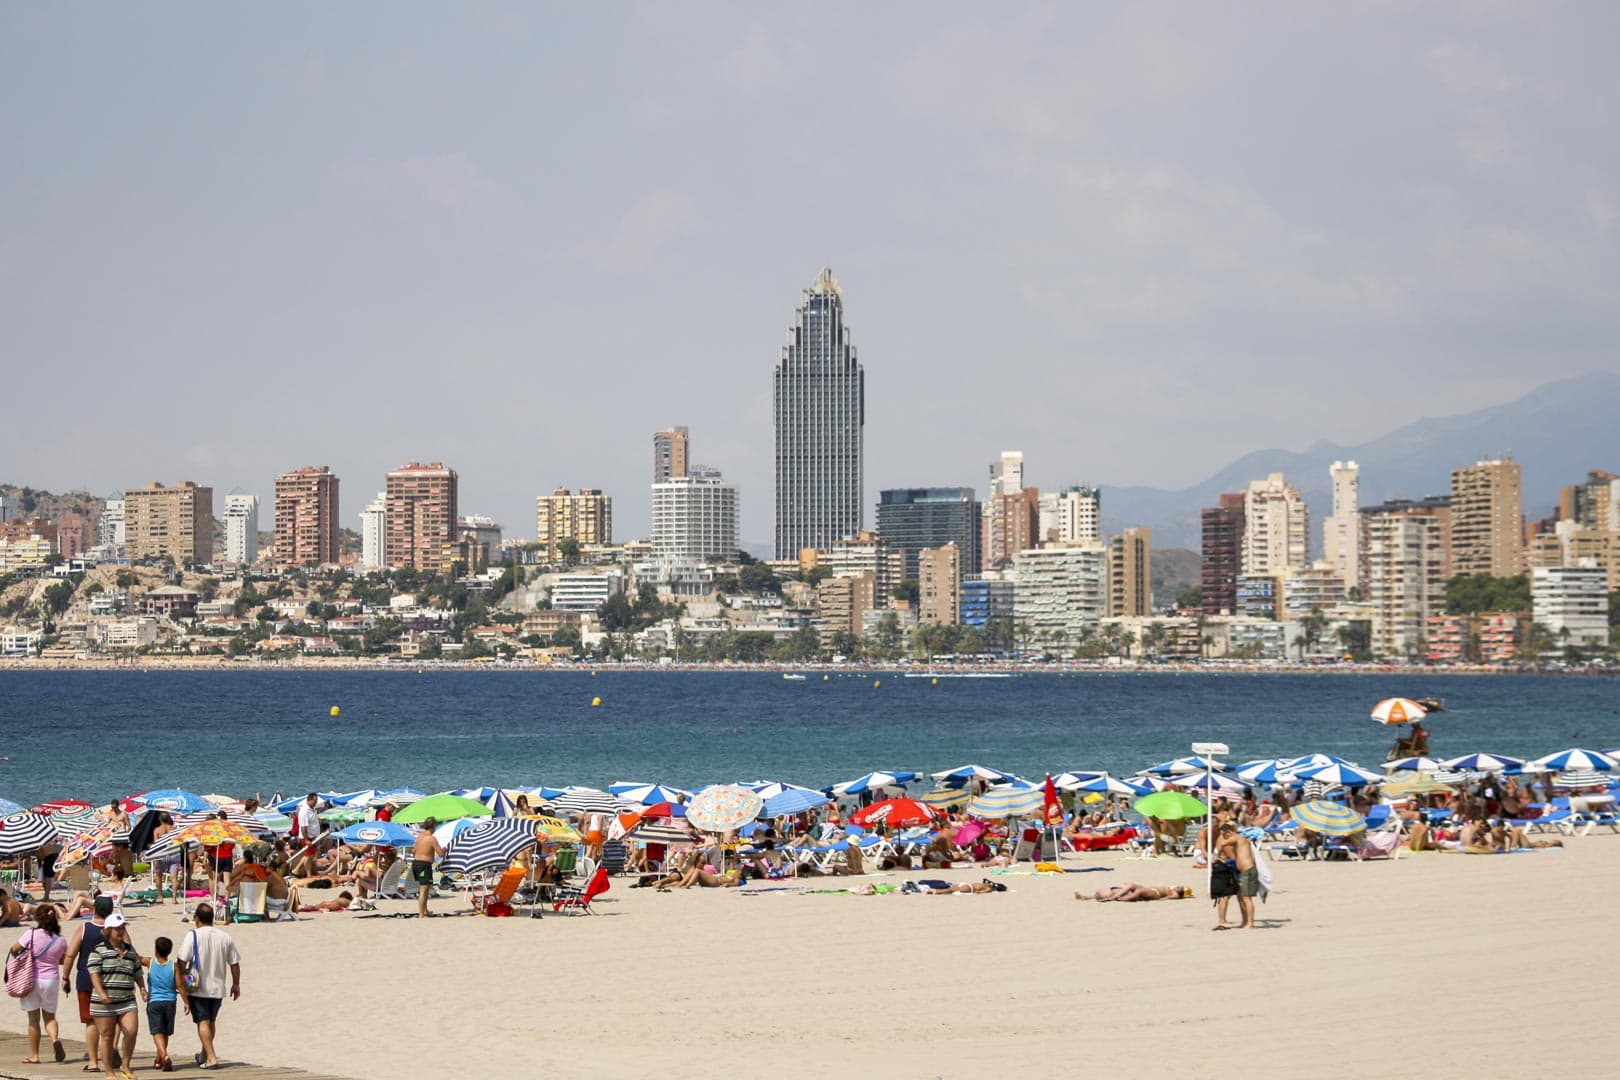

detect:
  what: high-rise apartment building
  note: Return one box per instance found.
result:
[959,577,1015,628]
[983,488,1040,571]
[384,462,458,573]
[815,530,904,607]
[1558,470,1617,531]
[1450,459,1523,577]
[1049,486,1102,545]
[1531,563,1610,649]
[774,268,864,558]
[98,492,126,549]
[273,465,341,567]
[457,515,504,567]
[918,544,961,626]
[1012,543,1107,647]
[817,571,876,639]
[1241,473,1310,576]
[536,488,613,561]
[221,490,260,565]
[1322,460,1361,591]
[359,492,386,571]
[653,427,690,484]
[1201,494,1244,616]
[124,481,213,564]
[1108,527,1152,617]
[876,488,980,582]
[651,472,738,562]
[1365,505,1448,658]
[989,452,1025,497]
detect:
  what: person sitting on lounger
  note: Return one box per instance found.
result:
[1075,883,1192,902]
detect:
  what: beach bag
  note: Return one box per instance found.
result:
[5,933,41,998]
[182,931,201,992]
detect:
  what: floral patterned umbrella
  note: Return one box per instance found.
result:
[56,821,118,868]
[685,785,763,833]
[170,818,260,848]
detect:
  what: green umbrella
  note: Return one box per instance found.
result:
[393,793,493,825]
[320,807,369,825]
[1132,791,1209,820]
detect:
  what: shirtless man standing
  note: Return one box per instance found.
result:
[1215,822,1258,929]
[411,819,444,918]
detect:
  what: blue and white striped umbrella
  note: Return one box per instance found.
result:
[442,818,541,875]
[966,783,1044,819]
[138,789,212,814]
[548,787,625,816]
[1235,760,1288,785]
[1441,753,1524,773]
[1291,762,1385,788]
[761,787,831,818]
[1146,756,1227,776]
[370,788,427,808]
[487,790,517,818]
[332,821,417,848]
[1284,753,1355,771]
[1383,756,1442,773]
[832,771,919,797]
[452,787,499,802]
[1051,771,1105,790]
[1067,774,1149,796]
[1167,770,1251,793]
[609,782,690,806]
[1532,748,1616,773]
[931,764,1020,784]
[1554,770,1609,789]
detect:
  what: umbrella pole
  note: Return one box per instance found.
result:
[1205,754,1214,918]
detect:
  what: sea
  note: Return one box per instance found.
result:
[2,669,1618,806]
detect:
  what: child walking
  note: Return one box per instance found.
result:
[143,936,178,1072]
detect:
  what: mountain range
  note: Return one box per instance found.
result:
[1099,371,1620,551]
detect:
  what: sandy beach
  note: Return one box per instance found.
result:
[6,836,1617,1080]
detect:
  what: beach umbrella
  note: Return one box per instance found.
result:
[483,790,517,818]
[640,802,687,819]
[1235,760,1287,785]
[321,806,369,826]
[546,788,625,817]
[917,787,971,808]
[1441,753,1524,773]
[966,784,1044,820]
[55,821,118,869]
[33,799,94,816]
[629,822,694,844]
[761,788,831,818]
[1131,791,1208,820]
[1070,775,1149,796]
[394,793,494,825]
[136,789,212,814]
[1145,756,1226,776]
[1371,698,1427,724]
[832,771,919,797]
[370,788,427,809]
[1166,770,1251,793]
[174,809,271,834]
[1381,772,1452,798]
[0,798,23,817]
[441,818,541,875]
[1051,771,1105,790]
[451,787,499,802]
[531,816,581,842]
[849,798,939,828]
[433,818,481,847]
[1383,756,1442,773]
[168,817,261,848]
[609,782,690,805]
[1291,762,1385,788]
[0,812,56,855]
[1554,770,1609,789]
[930,764,1020,784]
[49,810,102,841]
[1283,753,1356,772]
[686,785,763,833]
[1291,800,1367,836]
[252,810,293,834]
[1532,749,1616,773]
[332,821,418,848]
[953,821,986,846]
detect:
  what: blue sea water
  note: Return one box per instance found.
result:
[1,670,1617,806]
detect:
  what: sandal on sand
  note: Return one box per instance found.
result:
[54,1040,66,1062]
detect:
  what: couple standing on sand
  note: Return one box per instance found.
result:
[1207,820,1264,929]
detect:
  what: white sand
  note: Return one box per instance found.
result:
[6,837,1619,1079]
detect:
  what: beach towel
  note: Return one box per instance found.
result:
[1253,845,1273,902]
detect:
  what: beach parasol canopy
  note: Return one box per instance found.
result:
[609,782,690,805]
[1050,771,1104,790]
[1371,698,1427,725]
[441,818,541,875]
[1381,772,1452,798]
[48,810,102,841]
[917,787,971,808]
[394,793,495,825]
[55,821,118,869]
[1291,800,1367,836]
[1146,756,1227,776]
[0,812,56,855]
[761,787,831,819]
[1132,791,1209,820]
[953,821,986,846]
[1532,749,1616,773]
[170,818,261,848]
[137,789,211,814]
[966,784,1044,820]
[252,810,293,834]
[531,816,581,842]
[320,806,369,826]
[1235,760,1287,784]
[849,798,940,828]
[1166,770,1251,793]
[369,788,427,809]
[832,771,919,797]
[1070,775,1150,796]
[685,785,763,833]
[32,799,94,816]
[930,764,1020,784]
[1440,753,1524,773]
[630,822,694,844]
[332,821,417,848]
[546,788,625,817]
[1291,762,1385,788]
[1384,756,1443,773]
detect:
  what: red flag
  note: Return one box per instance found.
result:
[1043,774,1063,826]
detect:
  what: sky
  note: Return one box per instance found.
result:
[3,2,1618,548]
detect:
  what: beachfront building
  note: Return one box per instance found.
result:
[653,426,690,484]
[983,488,1040,571]
[1283,562,1347,618]
[1365,504,1449,659]
[1529,520,1620,591]
[1108,527,1152,617]
[651,471,738,562]
[0,533,53,572]
[273,467,340,567]
[536,488,612,562]
[549,569,626,611]
[774,267,864,559]
[1531,563,1609,650]
[1450,459,1524,577]
[1241,473,1309,576]
[1235,574,1281,620]
[1559,469,1619,530]
[1,626,42,657]
[817,571,876,639]
[876,487,980,582]
[1322,460,1361,591]
[1427,612,1522,664]
[809,531,905,607]
[959,576,1014,629]
[1013,543,1107,648]
[221,490,260,565]
[1099,615,1203,662]
[124,481,213,564]
[918,544,961,626]
[1041,485,1102,545]
[98,492,126,549]
[359,492,386,571]
[1201,494,1244,616]
[385,462,458,573]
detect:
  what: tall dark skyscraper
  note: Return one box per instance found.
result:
[877,488,981,582]
[774,268,864,558]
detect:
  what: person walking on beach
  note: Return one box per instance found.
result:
[9,903,68,1064]
[142,936,177,1071]
[292,794,321,878]
[175,902,240,1071]
[410,819,443,919]
[85,913,144,1080]
[62,896,126,1073]
[1214,822,1259,930]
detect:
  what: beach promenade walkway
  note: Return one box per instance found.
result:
[0,1031,350,1080]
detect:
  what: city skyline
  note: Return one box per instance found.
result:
[3,7,1618,543]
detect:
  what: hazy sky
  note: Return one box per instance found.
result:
[4,3,1617,546]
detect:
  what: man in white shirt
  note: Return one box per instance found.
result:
[292,794,322,877]
[176,902,241,1070]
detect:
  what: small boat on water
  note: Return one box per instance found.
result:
[782,673,807,681]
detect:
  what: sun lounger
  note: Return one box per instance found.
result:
[553,866,610,914]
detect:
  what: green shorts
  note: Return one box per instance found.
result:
[1237,866,1261,897]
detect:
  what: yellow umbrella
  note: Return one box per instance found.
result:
[1382,772,1451,797]
[532,816,581,842]
[171,819,259,848]
[918,788,970,808]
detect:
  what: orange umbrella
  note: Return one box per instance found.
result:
[170,818,259,848]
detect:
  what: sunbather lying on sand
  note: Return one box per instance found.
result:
[1075,883,1192,902]
[653,863,743,890]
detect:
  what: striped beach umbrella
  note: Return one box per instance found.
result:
[1441,753,1524,773]
[1532,749,1617,773]
[1072,775,1150,796]
[1291,762,1385,788]
[1051,771,1105,790]
[1234,760,1286,784]
[1371,697,1427,724]
[1554,770,1610,790]
[56,821,117,868]
[1381,771,1452,798]
[966,784,1044,820]
[629,822,694,844]
[50,810,102,841]
[331,821,417,848]
[370,788,427,809]
[1383,756,1442,773]
[252,810,293,834]
[174,809,270,833]
[320,806,369,826]
[761,788,831,818]
[685,785,763,833]
[930,764,1020,784]
[1284,753,1356,772]
[1145,757,1222,776]
[608,782,690,805]
[0,812,56,855]
[546,788,625,817]
[1291,800,1367,837]
[832,771,918,797]
[1167,770,1251,793]
[442,818,541,874]
[918,787,971,808]
[135,789,212,814]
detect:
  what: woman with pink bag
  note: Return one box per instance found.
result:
[7,904,69,1064]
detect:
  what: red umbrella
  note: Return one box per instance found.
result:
[850,798,939,829]
[32,799,95,816]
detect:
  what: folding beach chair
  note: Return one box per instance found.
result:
[370,860,407,899]
[472,866,526,916]
[553,866,610,914]
[231,880,268,923]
